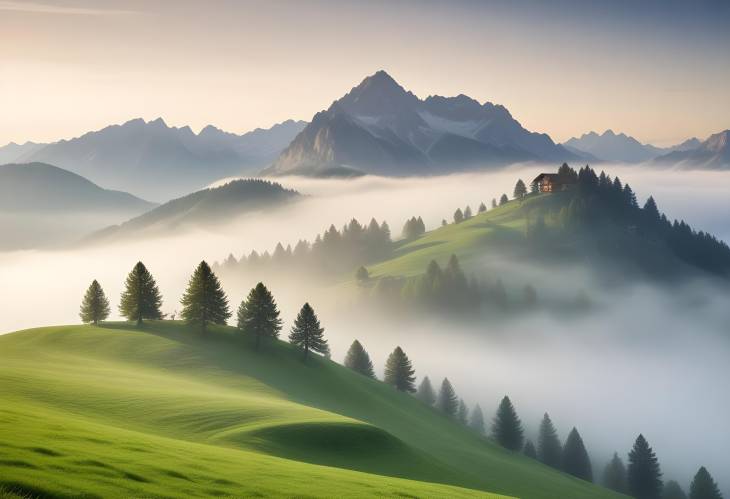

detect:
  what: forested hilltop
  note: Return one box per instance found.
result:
[215,164,730,316]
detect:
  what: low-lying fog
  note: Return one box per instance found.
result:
[1,164,729,495]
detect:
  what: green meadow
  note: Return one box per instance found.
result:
[0,322,624,498]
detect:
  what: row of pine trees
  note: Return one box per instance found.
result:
[81,266,724,499]
[343,338,724,499]
[80,262,329,359]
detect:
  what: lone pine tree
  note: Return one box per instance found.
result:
[538,413,563,469]
[663,480,688,499]
[344,340,375,378]
[289,302,328,361]
[603,452,628,494]
[383,346,416,392]
[180,261,231,334]
[437,377,458,417]
[562,427,593,482]
[628,434,663,499]
[237,282,282,350]
[469,403,485,435]
[119,261,163,326]
[492,395,524,451]
[514,179,527,200]
[689,467,723,499]
[499,193,509,205]
[416,376,436,406]
[79,280,110,325]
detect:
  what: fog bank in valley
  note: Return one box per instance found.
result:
[1,164,729,495]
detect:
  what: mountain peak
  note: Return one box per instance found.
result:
[337,70,418,116]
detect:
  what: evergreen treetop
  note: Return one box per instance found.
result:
[514,179,527,200]
[663,480,688,499]
[562,427,593,482]
[603,452,628,494]
[538,412,563,469]
[523,439,537,459]
[237,282,282,350]
[689,467,723,499]
[180,260,231,333]
[628,434,663,499]
[478,202,487,213]
[454,208,464,224]
[79,279,110,325]
[344,340,375,378]
[457,399,468,425]
[119,261,163,326]
[469,403,485,435]
[499,194,509,205]
[437,377,459,416]
[383,346,416,392]
[492,395,524,451]
[416,376,436,405]
[288,302,328,361]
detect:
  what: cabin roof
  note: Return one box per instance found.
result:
[533,173,561,183]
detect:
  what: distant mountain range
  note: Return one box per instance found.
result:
[562,130,713,164]
[91,179,299,242]
[264,70,582,177]
[0,163,155,250]
[651,130,730,169]
[0,119,306,201]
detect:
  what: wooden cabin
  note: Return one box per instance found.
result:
[532,173,574,193]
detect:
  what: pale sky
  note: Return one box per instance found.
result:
[1,0,728,147]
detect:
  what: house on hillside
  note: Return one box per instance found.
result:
[532,173,575,193]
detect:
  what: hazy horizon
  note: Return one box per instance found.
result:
[2,0,729,147]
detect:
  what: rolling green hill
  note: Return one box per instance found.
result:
[0,322,625,498]
[367,191,729,282]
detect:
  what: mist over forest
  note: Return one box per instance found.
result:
[1,165,729,495]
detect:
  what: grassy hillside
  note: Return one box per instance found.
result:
[0,323,624,498]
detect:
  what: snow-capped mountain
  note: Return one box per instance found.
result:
[265,70,580,177]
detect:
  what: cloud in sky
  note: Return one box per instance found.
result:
[0,1,136,16]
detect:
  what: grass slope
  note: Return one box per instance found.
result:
[0,322,624,498]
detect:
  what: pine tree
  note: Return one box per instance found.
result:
[499,193,509,206]
[289,303,328,361]
[454,208,464,223]
[514,179,527,200]
[180,261,231,333]
[604,452,628,494]
[383,347,416,392]
[355,266,370,283]
[664,480,688,499]
[628,434,663,499]
[689,467,723,499]
[537,413,562,469]
[457,399,468,425]
[492,395,524,451]
[469,403,485,435]
[237,282,282,350]
[562,427,593,482]
[491,198,497,208]
[463,206,473,220]
[437,377,458,416]
[79,280,110,325]
[344,340,375,378]
[478,202,487,213]
[416,376,436,405]
[524,439,537,459]
[119,261,163,326]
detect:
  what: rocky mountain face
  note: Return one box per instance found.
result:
[265,70,579,177]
